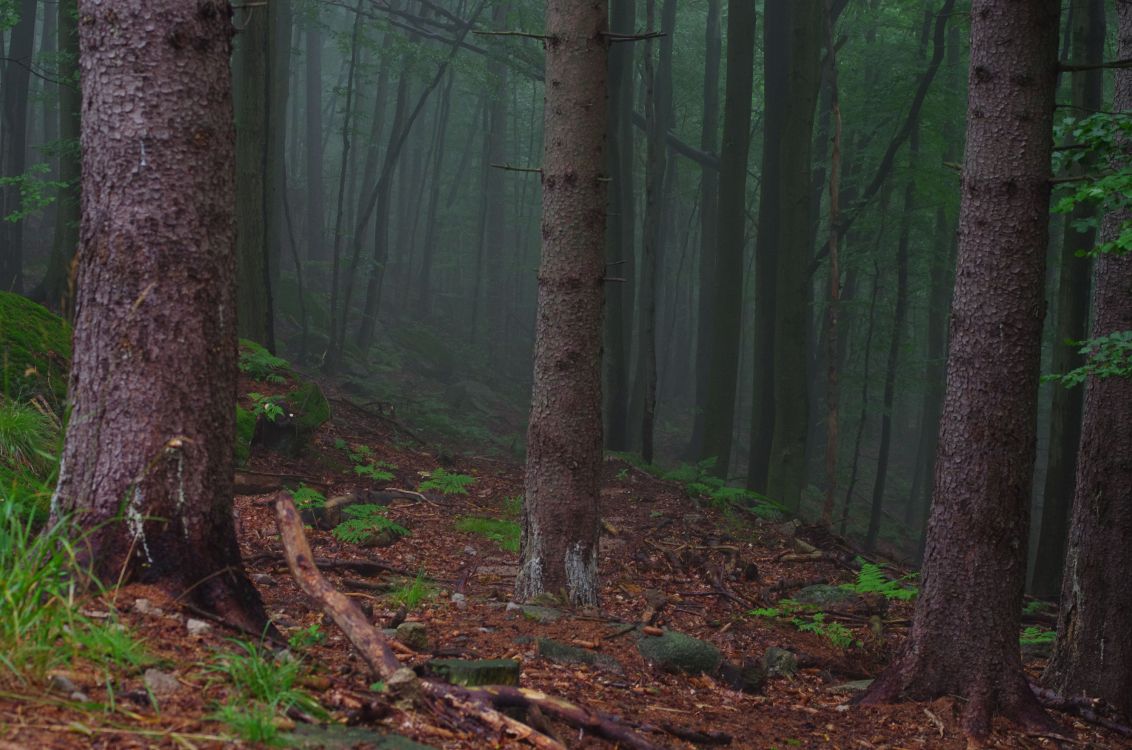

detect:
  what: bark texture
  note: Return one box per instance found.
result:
[54,0,267,633]
[1042,0,1132,719]
[0,0,37,292]
[858,0,1060,739]
[515,0,607,606]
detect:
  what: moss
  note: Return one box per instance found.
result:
[285,381,330,436]
[0,292,71,406]
[235,406,255,465]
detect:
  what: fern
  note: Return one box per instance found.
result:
[238,340,290,383]
[332,505,409,544]
[354,463,395,482]
[1020,625,1056,645]
[419,468,475,495]
[292,485,326,511]
[842,562,918,601]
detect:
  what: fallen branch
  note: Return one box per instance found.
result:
[272,492,664,750]
[1030,683,1132,738]
[236,469,330,495]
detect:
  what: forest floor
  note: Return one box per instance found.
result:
[0,372,1129,750]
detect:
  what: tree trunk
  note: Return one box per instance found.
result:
[233,0,274,349]
[688,0,721,459]
[766,0,822,509]
[43,0,80,313]
[1030,0,1104,600]
[415,72,454,318]
[0,0,37,292]
[1042,1,1132,720]
[701,0,756,477]
[305,22,326,262]
[602,0,635,452]
[857,0,1060,739]
[53,0,269,635]
[484,2,510,357]
[515,0,608,606]
[265,0,292,293]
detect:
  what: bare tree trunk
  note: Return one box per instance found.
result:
[305,21,326,262]
[820,0,842,529]
[0,0,37,292]
[53,0,270,634]
[688,0,721,459]
[515,0,608,606]
[415,72,454,318]
[1042,1,1132,719]
[857,0,1060,738]
[266,0,292,293]
[602,0,635,452]
[701,0,756,477]
[1030,0,1104,600]
[43,0,80,313]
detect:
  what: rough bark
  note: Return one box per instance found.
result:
[305,22,326,261]
[688,0,721,459]
[857,0,1060,739]
[766,0,822,509]
[1030,0,1104,600]
[233,0,274,349]
[265,0,291,292]
[515,0,607,606]
[0,0,37,292]
[701,0,756,477]
[1042,0,1132,720]
[53,0,268,634]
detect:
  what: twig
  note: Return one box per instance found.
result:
[473,29,551,40]
[491,163,542,173]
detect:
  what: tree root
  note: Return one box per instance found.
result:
[271,492,665,750]
[1031,683,1132,738]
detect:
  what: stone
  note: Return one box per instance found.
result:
[143,668,180,697]
[760,647,798,677]
[47,673,79,694]
[186,618,211,637]
[715,658,767,693]
[423,658,521,687]
[536,638,623,674]
[792,584,863,608]
[517,605,563,624]
[285,724,435,750]
[828,679,874,693]
[133,598,164,617]
[395,622,429,651]
[637,630,722,675]
[450,593,467,609]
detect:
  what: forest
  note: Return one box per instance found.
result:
[0,0,1129,748]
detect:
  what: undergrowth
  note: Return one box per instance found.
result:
[418,468,475,495]
[238,340,290,384]
[749,600,859,649]
[456,516,520,553]
[388,571,436,610]
[842,562,918,601]
[331,504,409,544]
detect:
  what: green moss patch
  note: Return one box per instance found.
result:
[0,292,70,406]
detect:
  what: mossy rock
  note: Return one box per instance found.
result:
[235,406,255,465]
[0,292,70,406]
[637,629,722,675]
[792,584,863,608]
[537,638,623,674]
[252,380,330,457]
[286,380,331,436]
[423,658,520,687]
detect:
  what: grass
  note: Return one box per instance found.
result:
[388,571,436,610]
[0,400,59,477]
[456,516,520,553]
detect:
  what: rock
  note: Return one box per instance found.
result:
[143,668,180,697]
[70,691,90,702]
[47,673,79,694]
[637,630,722,675]
[828,679,875,693]
[186,618,211,637]
[285,724,436,750]
[536,638,623,674]
[518,605,563,624]
[760,647,798,677]
[133,598,164,617]
[715,658,766,693]
[423,658,521,687]
[792,584,863,608]
[395,622,429,651]
[463,546,477,556]
[450,593,467,609]
[251,573,274,586]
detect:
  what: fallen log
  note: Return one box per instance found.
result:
[272,492,664,750]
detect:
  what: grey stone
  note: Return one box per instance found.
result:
[143,668,180,697]
[133,598,163,616]
[186,618,212,637]
[396,622,429,651]
[716,658,766,693]
[637,630,722,675]
[828,679,875,693]
[792,585,863,608]
[760,647,798,677]
[536,638,623,674]
[518,605,563,624]
[424,658,521,687]
[251,573,274,586]
[450,593,467,609]
[48,673,79,694]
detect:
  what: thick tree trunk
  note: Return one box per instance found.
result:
[701,0,756,477]
[857,0,1060,739]
[0,0,37,292]
[53,0,269,634]
[766,0,822,509]
[688,0,721,459]
[1030,0,1104,600]
[515,0,607,606]
[233,0,274,349]
[305,23,326,262]
[602,0,635,452]
[265,0,292,293]
[1042,1,1132,719]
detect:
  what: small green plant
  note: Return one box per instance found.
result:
[750,600,860,649]
[456,516,520,553]
[354,462,395,481]
[331,504,409,544]
[842,562,918,601]
[208,638,325,744]
[502,495,523,519]
[291,485,326,511]
[388,571,436,610]
[287,623,325,651]
[0,400,59,476]
[238,340,290,384]
[418,468,475,495]
[72,623,151,670]
[1020,625,1056,646]
[248,393,285,423]
[616,468,629,481]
